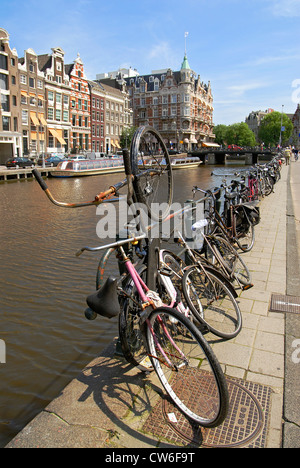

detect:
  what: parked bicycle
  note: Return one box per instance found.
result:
[32,126,229,428]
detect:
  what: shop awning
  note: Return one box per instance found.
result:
[202,142,220,148]
[30,112,40,127]
[115,140,121,148]
[38,114,47,126]
[21,90,28,97]
[49,128,66,145]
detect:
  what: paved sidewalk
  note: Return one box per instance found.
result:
[6,164,300,448]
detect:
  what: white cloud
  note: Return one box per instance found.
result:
[268,0,300,17]
[227,82,269,97]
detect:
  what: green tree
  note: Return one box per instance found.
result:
[214,122,256,146]
[214,124,228,145]
[226,122,256,147]
[258,111,293,146]
[120,126,138,149]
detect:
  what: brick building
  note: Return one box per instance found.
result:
[0,28,22,164]
[65,54,91,153]
[123,54,215,150]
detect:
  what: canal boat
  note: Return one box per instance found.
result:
[51,158,124,178]
[140,156,202,170]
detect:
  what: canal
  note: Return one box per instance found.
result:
[0,163,246,447]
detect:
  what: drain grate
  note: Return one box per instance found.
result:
[270,294,300,314]
[142,376,272,448]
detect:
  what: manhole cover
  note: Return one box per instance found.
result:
[142,376,272,448]
[270,294,300,314]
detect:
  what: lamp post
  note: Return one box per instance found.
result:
[279,105,284,147]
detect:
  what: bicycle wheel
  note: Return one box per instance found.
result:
[146,307,229,427]
[235,223,255,253]
[209,235,252,287]
[130,126,173,221]
[118,264,154,372]
[182,265,242,339]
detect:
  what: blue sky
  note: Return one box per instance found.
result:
[1,0,300,125]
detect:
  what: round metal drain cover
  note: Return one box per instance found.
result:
[163,379,265,448]
[143,376,272,448]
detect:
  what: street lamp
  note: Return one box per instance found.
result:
[279,105,284,147]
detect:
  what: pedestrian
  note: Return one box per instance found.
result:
[284,146,292,165]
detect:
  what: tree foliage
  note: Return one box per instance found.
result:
[214,122,256,147]
[120,126,138,149]
[258,111,293,146]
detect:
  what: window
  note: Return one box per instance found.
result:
[56,109,61,121]
[162,108,168,117]
[11,75,16,85]
[63,110,69,122]
[56,93,61,104]
[48,91,54,102]
[20,74,26,84]
[29,77,35,88]
[153,97,158,105]
[12,95,17,106]
[48,108,54,120]
[78,99,82,110]
[84,100,88,111]
[171,94,177,103]
[37,79,43,89]
[0,73,8,90]
[21,95,27,105]
[2,116,10,131]
[29,63,34,73]
[11,58,15,67]
[1,94,9,112]
[162,95,168,104]
[0,54,8,70]
[22,110,28,125]
[63,95,69,106]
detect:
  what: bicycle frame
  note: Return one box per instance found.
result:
[80,235,187,369]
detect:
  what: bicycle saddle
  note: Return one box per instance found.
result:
[86,276,120,319]
[225,191,238,200]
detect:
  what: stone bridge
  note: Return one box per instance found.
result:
[188,149,276,165]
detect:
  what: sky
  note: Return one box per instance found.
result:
[1,0,300,125]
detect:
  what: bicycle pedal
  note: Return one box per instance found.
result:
[242,284,254,291]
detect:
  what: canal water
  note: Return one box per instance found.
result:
[0,162,246,447]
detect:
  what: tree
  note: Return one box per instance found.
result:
[120,126,138,149]
[214,122,256,146]
[214,124,227,145]
[258,111,293,147]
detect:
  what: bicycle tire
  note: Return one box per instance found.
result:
[235,223,255,252]
[146,306,229,427]
[209,235,252,286]
[118,264,154,372]
[182,265,242,339]
[130,126,173,221]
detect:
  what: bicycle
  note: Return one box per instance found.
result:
[173,231,242,340]
[32,126,229,428]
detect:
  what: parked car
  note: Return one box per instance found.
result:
[68,155,86,161]
[37,156,66,167]
[228,145,243,151]
[6,157,34,168]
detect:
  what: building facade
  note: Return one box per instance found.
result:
[0,28,22,164]
[65,54,91,153]
[124,54,215,150]
[88,80,106,153]
[245,109,274,141]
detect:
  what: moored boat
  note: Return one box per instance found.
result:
[139,155,202,170]
[51,158,124,178]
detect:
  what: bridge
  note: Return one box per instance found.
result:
[188,148,276,165]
